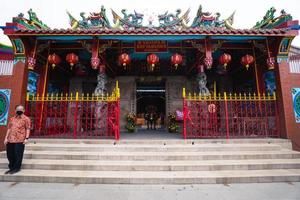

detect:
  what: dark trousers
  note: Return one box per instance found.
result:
[6,143,25,170]
[147,120,156,129]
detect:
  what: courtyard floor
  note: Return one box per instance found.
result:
[0,182,299,200]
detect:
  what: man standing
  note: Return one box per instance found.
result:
[3,105,31,174]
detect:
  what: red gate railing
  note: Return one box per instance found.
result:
[182,88,279,139]
[25,83,120,139]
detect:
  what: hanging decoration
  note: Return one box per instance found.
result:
[147,53,159,71]
[118,53,131,70]
[27,40,37,70]
[171,53,183,70]
[91,57,100,69]
[219,53,231,70]
[66,53,79,69]
[266,39,276,70]
[203,56,213,69]
[241,54,254,70]
[91,38,100,69]
[266,56,275,70]
[27,57,36,70]
[48,53,61,69]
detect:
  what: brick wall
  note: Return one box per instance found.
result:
[0,61,28,151]
[276,61,300,150]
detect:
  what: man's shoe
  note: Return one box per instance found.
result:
[4,170,12,174]
[9,169,20,174]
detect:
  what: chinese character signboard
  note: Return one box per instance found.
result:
[292,88,300,123]
[135,41,168,52]
[0,89,11,126]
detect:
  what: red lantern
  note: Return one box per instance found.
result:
[119,53,131,69]
[241,54,254,70]
[147,53,159,71]
[204,56,213,69]
[91,57,100,69]
[48,53,61,69]
[171,53,183,69]
[219,53,231,70]
[27,57,36,70]
[66,53,79,69]
[266,57,275,70]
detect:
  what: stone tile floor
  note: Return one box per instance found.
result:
[0,182,299,200]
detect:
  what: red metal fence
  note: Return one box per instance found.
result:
[182,88,279,139]
[25,84,120,139]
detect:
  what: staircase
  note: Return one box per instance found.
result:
[1,138,300,184]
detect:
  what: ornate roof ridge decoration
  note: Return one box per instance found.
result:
[67,5,235,30]
[253,7,292,29]
[191,5,235,29]
[13,9,49,30]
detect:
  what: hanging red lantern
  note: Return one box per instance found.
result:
[241,54,254,70]
[203,56,213,69]
[219,53,231,70]
[91,57,100,69]
[66,53,79,69]
[119,53,131,69]
[27,57,36,70]
[171,53,183,69]
[48,53,61,69]
[266,57,275,70]
[147,53,159,71]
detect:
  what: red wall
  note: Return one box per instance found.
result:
[0,61,28,151]
[276,61,300,150]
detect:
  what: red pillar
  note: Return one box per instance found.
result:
[0,59,29,150]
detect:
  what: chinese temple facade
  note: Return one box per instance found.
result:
[0,5,300,150]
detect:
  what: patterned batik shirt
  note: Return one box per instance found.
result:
[7,115,31,143]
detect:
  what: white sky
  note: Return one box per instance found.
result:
[1,0,300,46]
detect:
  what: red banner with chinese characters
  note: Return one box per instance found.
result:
[135,41,168,52]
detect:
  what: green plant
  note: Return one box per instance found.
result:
[125,113,136,132]
[168,113,178,133]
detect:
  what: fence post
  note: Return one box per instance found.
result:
[183,88,187,139]
[73,92,79,139]
[224,92,230,139]
[116,82,120,140]
[273,92,280,138]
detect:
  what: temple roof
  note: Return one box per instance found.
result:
[13,27,290,36]
[3,6,299,37]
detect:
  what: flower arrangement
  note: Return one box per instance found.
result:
[125,113,136,132]
[168,113,179,133]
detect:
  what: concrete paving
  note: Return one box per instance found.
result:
[0,182,300,200]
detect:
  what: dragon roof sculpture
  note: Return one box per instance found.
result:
[253,7,293,29]
[12,9,49,30]
[67,5,235,30]
[9,6,294,31]
[191,5,235,29]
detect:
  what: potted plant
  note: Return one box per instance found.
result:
[168,113,179,133]
[125,113,136,132]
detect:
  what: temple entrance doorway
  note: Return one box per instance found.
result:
[136,78,166,131]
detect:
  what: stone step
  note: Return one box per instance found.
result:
[29,138,292,146]
[1,158,300,171]
[1,150,299,160]
[1,169,300,184]
[24,143,283,152]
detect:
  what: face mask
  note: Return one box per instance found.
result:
[16,111,23,115]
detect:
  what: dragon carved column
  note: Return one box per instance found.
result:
[93,71,108,129]
[197,65,210,95]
